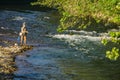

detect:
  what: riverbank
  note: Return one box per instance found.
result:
[0,37,33,79]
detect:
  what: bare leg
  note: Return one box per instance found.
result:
[20,36,23,45]
[23,36,27,45]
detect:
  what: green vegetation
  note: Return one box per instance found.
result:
[102,32,120,60]
[31,0,120,60]
[32,0,120,31]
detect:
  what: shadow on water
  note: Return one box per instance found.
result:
[56,41,120,80]
[58,59,120,80]
[55,43,120,80]
[0,5,55,12]
[0,73,14,80]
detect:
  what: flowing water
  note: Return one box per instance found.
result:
[0,10,120,80]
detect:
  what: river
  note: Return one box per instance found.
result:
[0,9,120,80]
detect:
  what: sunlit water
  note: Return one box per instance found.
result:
[0,10,120,80]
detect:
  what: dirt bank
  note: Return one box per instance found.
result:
[0,36,33,80]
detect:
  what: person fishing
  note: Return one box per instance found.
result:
[19,22,28,45]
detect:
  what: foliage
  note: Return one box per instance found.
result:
[106,47,119,60]
[32,0,120,60]
[101,31,120,60]
[32,0,120,31]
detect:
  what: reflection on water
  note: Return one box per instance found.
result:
[58,59,120,80]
